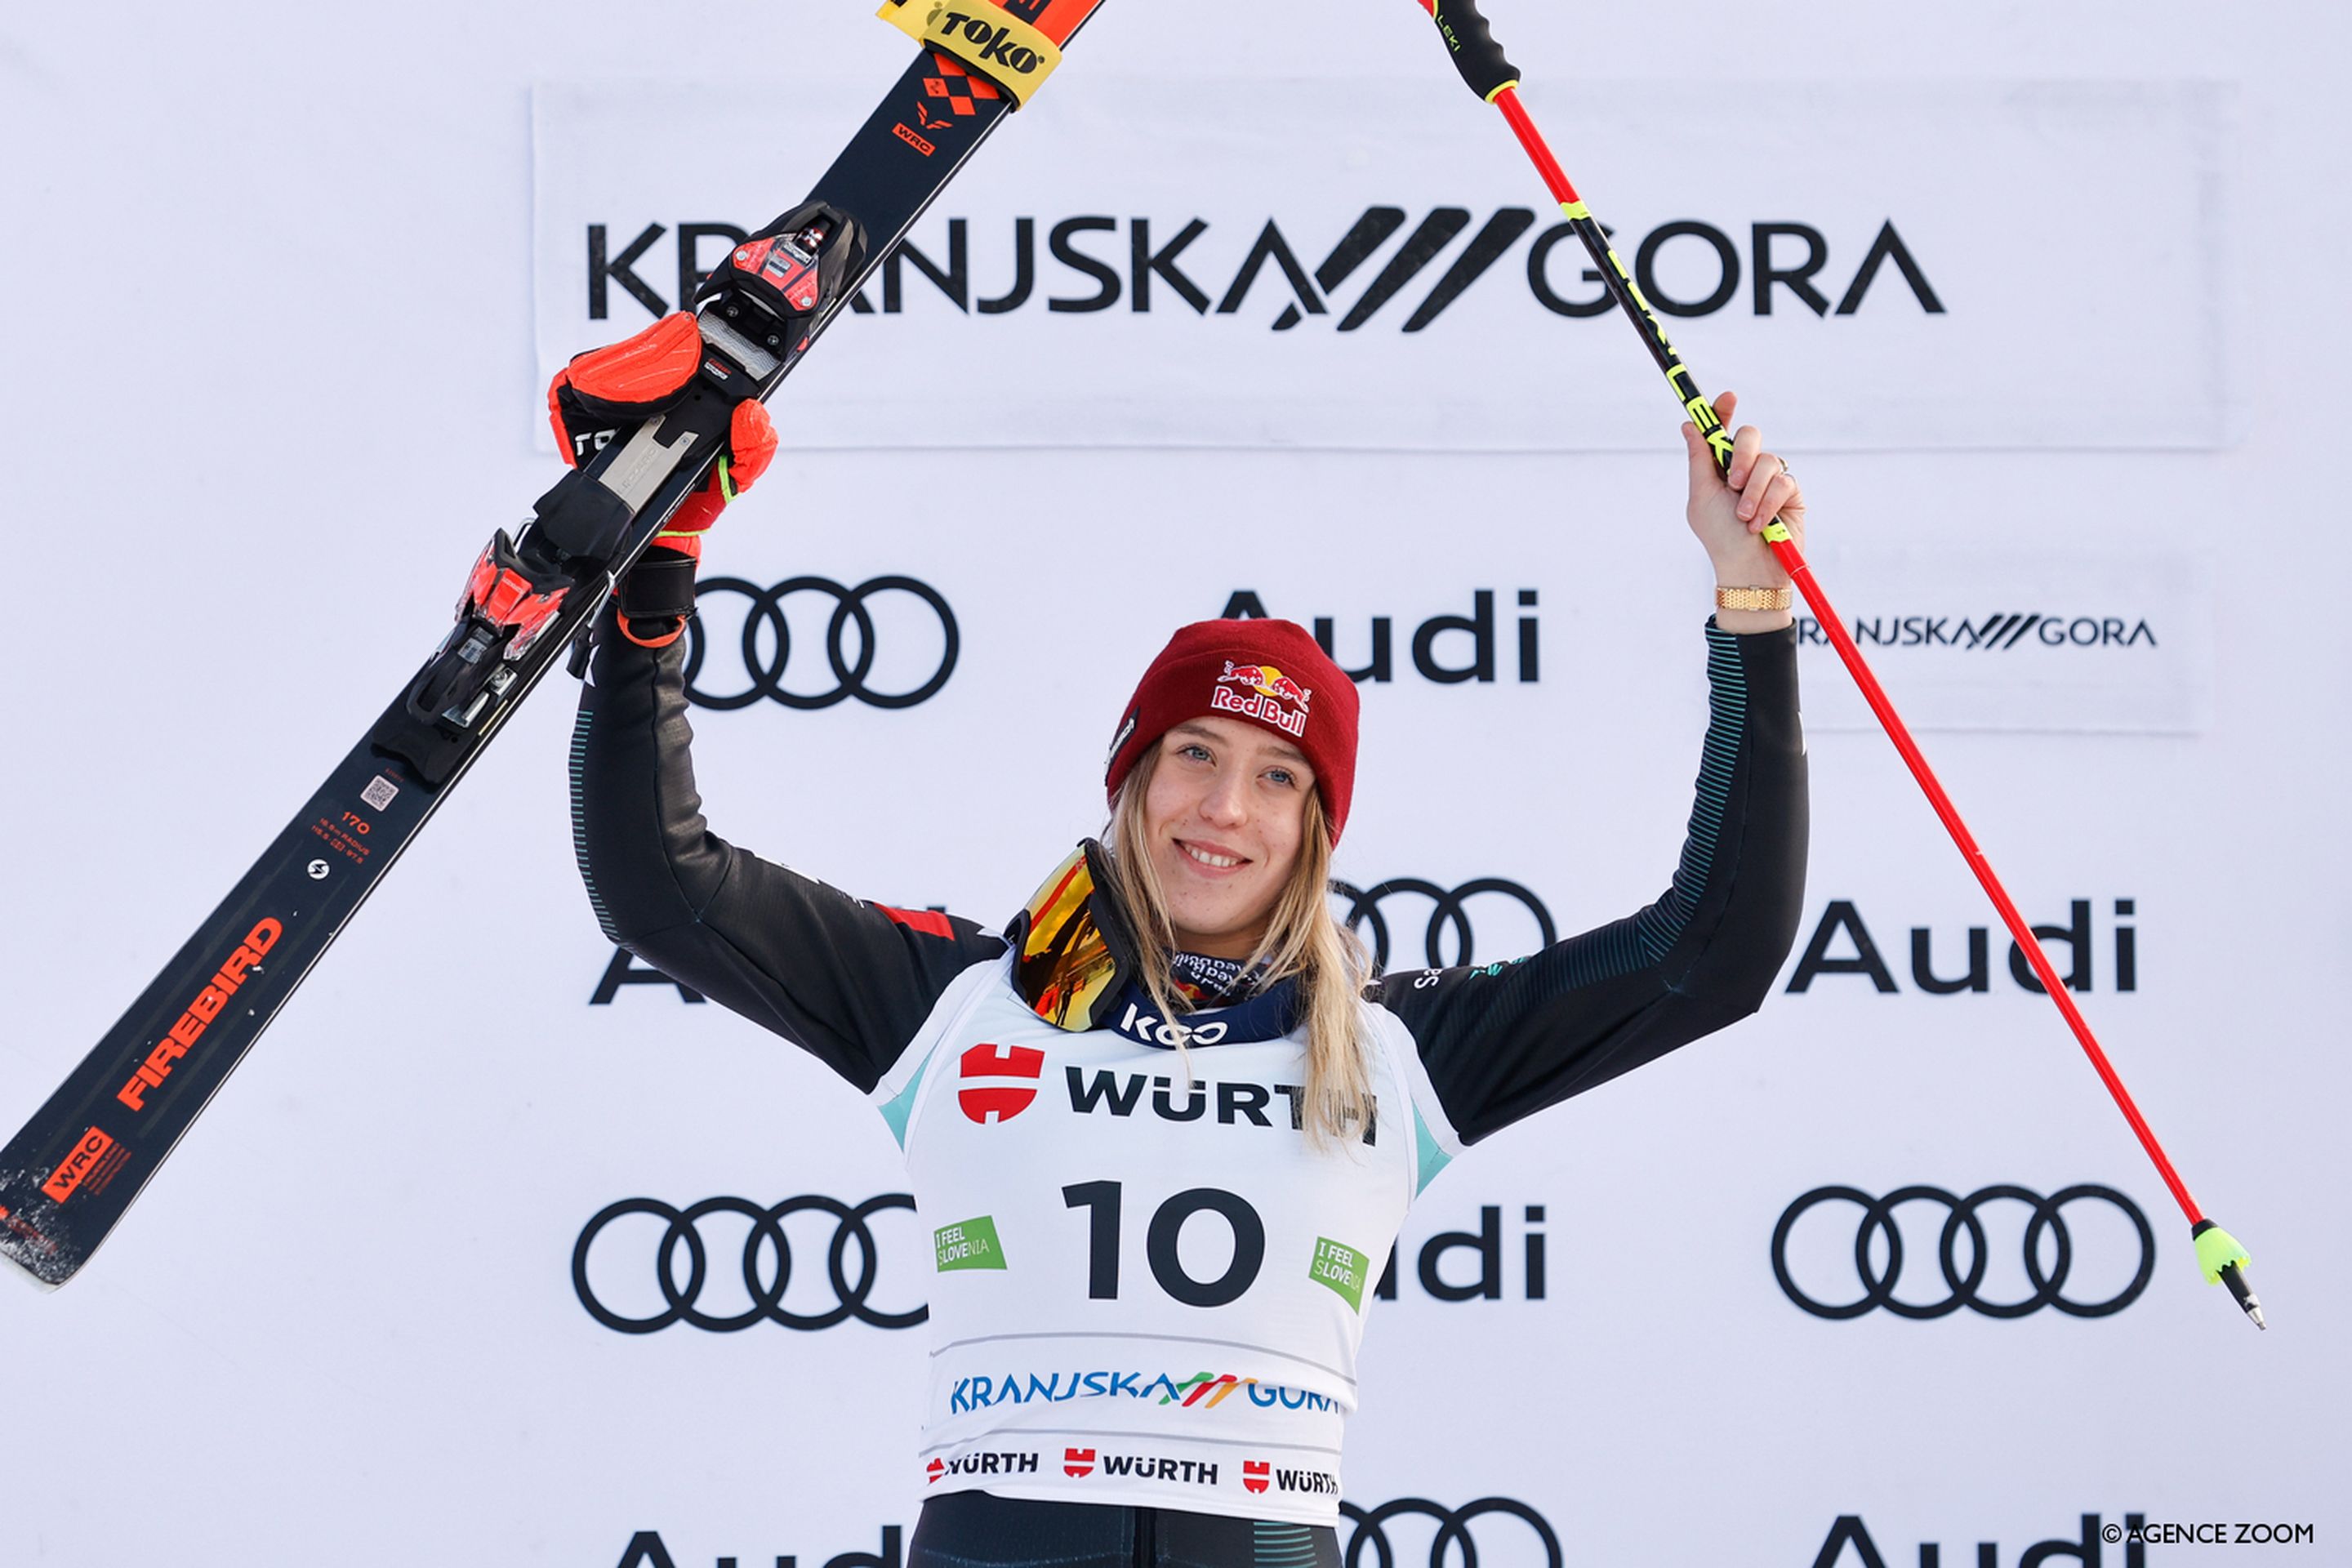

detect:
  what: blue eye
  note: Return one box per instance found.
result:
[1180,743,1212,763]
[1266,768,1297,788]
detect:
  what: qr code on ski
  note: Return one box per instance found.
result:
[360,775,400,811]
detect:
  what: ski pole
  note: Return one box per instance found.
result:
[1406,0,2262,1328]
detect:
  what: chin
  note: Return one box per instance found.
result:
[1166,897,1241,942]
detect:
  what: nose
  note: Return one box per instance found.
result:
[1197,768,1250,828]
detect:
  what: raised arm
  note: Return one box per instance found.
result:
[1370,393,1809,1144]
[554,316,1004,1093]
[1370,620,1806,1142]
[571,612,1005,1092]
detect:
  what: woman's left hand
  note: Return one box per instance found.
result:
[1682,389,1805,602]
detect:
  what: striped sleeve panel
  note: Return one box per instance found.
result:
[1364,621,1807,1145]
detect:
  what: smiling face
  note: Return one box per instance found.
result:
[1139,715,1317,960]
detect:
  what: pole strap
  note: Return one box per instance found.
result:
[878,0,1062,106]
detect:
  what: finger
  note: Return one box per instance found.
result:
[1682,419,1711,479]
[1737,449,1783,521]
[1749,470,1799,532]
[1726,423,1763,489]
[1740,453,1787,526]
[728,400,779,490]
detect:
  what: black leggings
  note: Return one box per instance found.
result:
[908,1490,1340,1568]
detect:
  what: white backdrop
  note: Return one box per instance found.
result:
[1,2,2345,1566]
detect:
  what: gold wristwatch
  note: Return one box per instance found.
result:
[1715,585,1793,612]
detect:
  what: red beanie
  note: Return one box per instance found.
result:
[1105,619,1361,844]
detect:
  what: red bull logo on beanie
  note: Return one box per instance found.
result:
[1213,662,1312,738]
[1220,664,1313,711]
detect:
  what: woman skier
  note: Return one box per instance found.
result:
[558,311,1809,1567]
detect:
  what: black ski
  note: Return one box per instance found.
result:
[0,0,1107,1288]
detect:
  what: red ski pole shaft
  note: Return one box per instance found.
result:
[1779,554,2196,1218]
[1407,0,2264,1324]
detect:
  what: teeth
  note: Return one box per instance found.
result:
[1183,843,1242,870]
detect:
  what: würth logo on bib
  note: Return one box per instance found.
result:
[1243,1460,1270,1494]
[1212,662,1311,738]
[958,1042,1045,1124]
[930,1450,1040,1483]
[1064,1446,1096,1477]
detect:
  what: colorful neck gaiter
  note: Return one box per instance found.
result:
[1169,949,1263,1007]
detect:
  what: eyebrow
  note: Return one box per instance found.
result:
[1169,721,1308,765]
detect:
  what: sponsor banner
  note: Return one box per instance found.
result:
[678,573,961,712]
[1770,1181,2157,1321]
[568,1192,1552,1333]
[571,1195,931,1334]
[1790,548,2213,733]
[1808,1513,2172,1568]
[1781,894,2139,997]
[613,1495,1561,1568]
[532,78,2238,452]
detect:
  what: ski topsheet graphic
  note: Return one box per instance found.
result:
[0,0,1108,1290]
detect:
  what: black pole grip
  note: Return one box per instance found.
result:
[1428,0,1520,101]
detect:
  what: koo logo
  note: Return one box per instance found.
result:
[587,211,1940,332]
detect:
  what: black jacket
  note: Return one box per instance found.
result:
[569,614,1808,1143]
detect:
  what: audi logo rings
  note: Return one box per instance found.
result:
[572,1195,928,1333]
[1340,1497,1564,1568]
[683,576,959,710]
[1330,878,1557,971]
[1771,1184,2156,1321]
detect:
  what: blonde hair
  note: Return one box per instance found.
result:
[1102,744,1373,1146]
